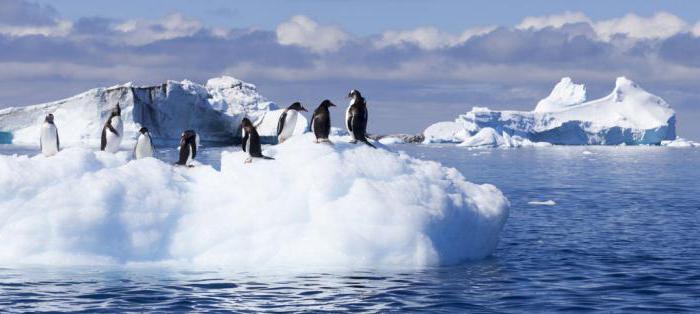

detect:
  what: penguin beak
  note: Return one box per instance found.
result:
[329,103,336,107]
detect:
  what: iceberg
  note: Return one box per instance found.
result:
[0,134,509,268]
[0,76,307,145]
[424,77,677,146]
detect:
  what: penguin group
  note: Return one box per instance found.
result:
[38,89,376,164]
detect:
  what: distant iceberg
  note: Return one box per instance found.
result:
[0,76,306,145]
[424,77,677,146]
[0,134,509,268]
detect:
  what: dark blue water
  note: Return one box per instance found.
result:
[1,145,699,312]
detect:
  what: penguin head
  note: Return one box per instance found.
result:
[111,103,121,117]
[320,99,336,108]
[183,129,196,138]
[241,117,254,131]
[288,102,308,112]
[139,127,149,134]
[45,113,55,124]
[348,89,362,99]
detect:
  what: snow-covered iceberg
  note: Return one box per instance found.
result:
[0,76,306,145]
[0,134,509,268]
[424,77,677,146]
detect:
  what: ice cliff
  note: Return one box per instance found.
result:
[0,76,306,145]
[424,77,676,146]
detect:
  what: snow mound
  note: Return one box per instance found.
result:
[661,137,699,147]
[424,77,676,146]
[0,135,509,268]
[423,121,472,143]
[458,128,551,148]
[534,77,586,112]
[0,76,277,145]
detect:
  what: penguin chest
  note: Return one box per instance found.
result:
[279,111,298,140]
[105,118,123,153]
[40,123,59,156]
[135,134,154,159]
[345,103,353,133]
[245,137,252,156]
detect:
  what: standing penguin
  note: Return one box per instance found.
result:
[276,102,307,144]
[310,100,335,143]
[133,127,155,159]
[242,118,274,163]
[346,90,376,148]
[176,130,198,167]
[101,104,123,153]
[40,113,59,157]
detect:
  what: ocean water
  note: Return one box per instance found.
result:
[1,144,699,312]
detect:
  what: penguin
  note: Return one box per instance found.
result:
[276,102,307,144]
[345,90,363,134]
[101,104,123,153]
[346,90,376,148]
[40,113,59,157]
[133,127,155,159]
[176,130,198,167]
[242,118,274,163]
[310,99,335,143]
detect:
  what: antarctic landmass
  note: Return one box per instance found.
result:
[423,77,681,148]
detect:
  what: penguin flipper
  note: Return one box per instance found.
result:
[276,111,287,136]
[56,130,59,151]
[106,123,118,136]
[100,127,107,151]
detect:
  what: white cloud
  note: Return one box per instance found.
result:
[516,11,591,30]
[0,19,72,37]
[276,15,350,53]
[113,13,202,45]
[376,26,495,50]
[593,12,688,41]
[517,11,692,41]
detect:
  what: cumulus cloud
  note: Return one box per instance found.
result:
[516,11,591,30]
[518,11,692,41]
[376,26,495,50]
[275,15,350,53]
[593,12,688,41]
[0,0,72,37]
[113,13,202,45]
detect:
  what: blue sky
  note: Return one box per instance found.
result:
[2,0,700,138]
[35,0,700,35]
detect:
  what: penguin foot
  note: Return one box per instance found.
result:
[349,139,358,144]
[244,157,253,164]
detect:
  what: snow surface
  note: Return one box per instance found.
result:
[0,76,277,145]
[534,77,586,113]
[0,134,509,268]
[424,77,676,146]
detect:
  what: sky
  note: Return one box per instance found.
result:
[2,0,700,138]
